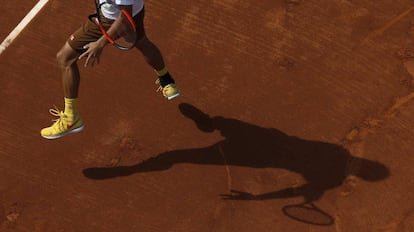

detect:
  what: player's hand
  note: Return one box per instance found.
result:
[79,40,105,67]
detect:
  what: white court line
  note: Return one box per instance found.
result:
[0,0,49,55]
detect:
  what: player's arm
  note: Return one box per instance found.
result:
[96,5,133,47]
[79,5,133,67]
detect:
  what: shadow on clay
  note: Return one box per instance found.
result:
[83,103,390,226]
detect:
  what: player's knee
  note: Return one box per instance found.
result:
[56,50,64,66]
[56,50,74,67]
[56,44,78,67]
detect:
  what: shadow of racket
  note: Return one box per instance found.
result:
[282,202,334,226]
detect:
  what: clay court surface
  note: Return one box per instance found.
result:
[2,0,414,231]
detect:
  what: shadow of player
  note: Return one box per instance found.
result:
[83,103,389,206]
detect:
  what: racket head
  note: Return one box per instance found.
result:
[282,203,334,226]
[112,9,137,50]
[88,0,102,22]
[88,1,137,51]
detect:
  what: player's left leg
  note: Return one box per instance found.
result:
[136,37,180,100]
[133,7,180,100]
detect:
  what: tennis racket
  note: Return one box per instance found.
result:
[88,0,137,51]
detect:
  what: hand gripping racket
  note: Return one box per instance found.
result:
[88,0,137,50]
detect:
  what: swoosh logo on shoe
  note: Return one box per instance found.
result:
[67,118,80,130]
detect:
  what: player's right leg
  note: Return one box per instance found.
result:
[40,17,109,139]
[40,42,84,139]
[58,42,81,99]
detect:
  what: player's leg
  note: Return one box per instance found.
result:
[40,42,84,139]
[40,20,103,139]
[135,36,165,71]
[57,42,81,123]
[56,42,83,125]
[57,42,80,99]
[134,7,180,100]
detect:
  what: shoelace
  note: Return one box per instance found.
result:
[49,107,64,120]
[155,79,163,92]
[49,106,66,130]
[155,79,175,94]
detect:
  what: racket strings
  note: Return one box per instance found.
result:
[90,1,138,50]
[113,17,137,48]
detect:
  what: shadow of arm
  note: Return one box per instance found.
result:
[220,184,324,202]
[83,156,172,180]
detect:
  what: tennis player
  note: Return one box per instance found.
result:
[41,0,179,139]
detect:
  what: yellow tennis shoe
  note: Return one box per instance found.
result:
[156,79,180,100]
[40,107,84,139]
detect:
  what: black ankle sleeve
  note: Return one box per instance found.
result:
[158,72,175,87]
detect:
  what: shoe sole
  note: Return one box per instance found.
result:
[41,124,85,140]
[167,92,180,100]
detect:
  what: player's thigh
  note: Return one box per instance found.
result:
[134,7,146,42]
[67,19,104,54]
